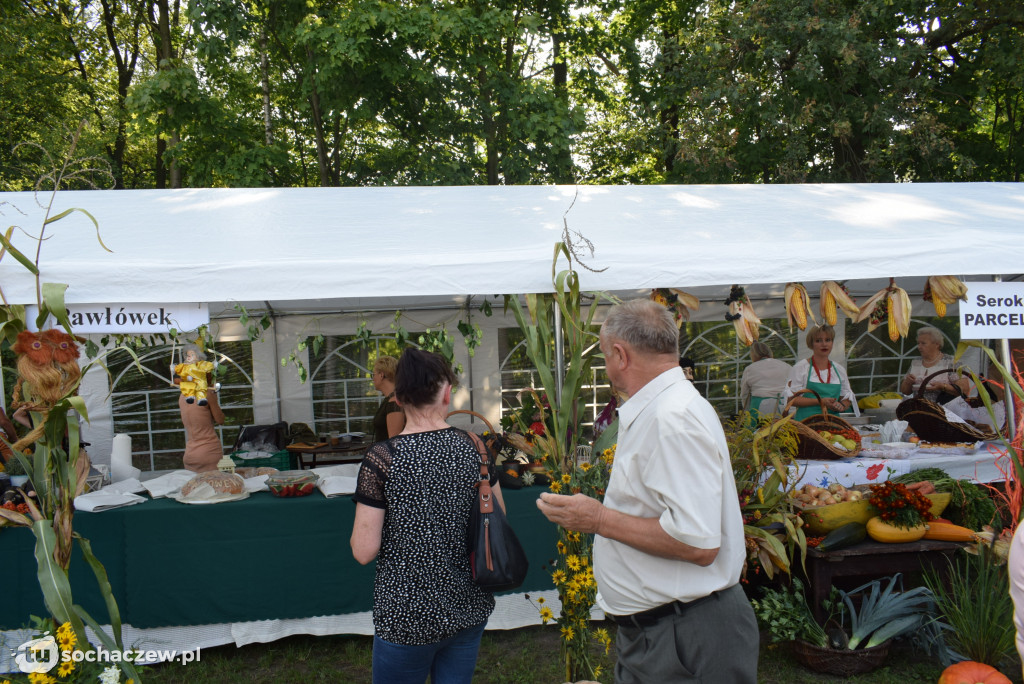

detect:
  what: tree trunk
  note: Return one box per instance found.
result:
[305,48,331,186]
[98,0,144,189]
[155,135,167,189]
[152,0,180,187]
[551,31,574,184]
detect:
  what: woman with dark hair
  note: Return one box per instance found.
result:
[351,348,504,684]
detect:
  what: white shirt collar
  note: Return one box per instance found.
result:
[617,366,684,431]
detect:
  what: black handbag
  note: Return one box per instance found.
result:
[467,433,529,592]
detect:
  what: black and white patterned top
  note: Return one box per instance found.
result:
[354,427,499,645]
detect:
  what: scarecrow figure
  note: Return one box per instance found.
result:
[173,346,215,405]
[9,328,83,452]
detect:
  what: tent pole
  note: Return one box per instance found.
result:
[465,296,475,418]
[554,304,564,404]
[991,277,1016,439]
[266,301,282,423]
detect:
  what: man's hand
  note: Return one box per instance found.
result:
[537,492,605,534]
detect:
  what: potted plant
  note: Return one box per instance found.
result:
[753,574,941,676]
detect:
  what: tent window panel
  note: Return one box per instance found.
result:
[109,341,254,472]
[309,335,409,436]
[680,319,800,419]
[498,328,609,434]
[311,378,374,401]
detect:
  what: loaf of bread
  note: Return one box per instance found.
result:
[181,471,245,497]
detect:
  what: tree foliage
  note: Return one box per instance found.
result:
[1,0,1022,187]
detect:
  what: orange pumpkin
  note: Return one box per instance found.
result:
[938,661,1012,684]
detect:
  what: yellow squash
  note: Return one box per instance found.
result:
[866,516,928,543]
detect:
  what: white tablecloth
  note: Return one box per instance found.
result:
[789,442,1009,489]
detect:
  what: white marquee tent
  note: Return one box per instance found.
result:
[2,182,1023,663]
[1,182,1023,459]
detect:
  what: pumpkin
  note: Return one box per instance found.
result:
[938,661,1012,684]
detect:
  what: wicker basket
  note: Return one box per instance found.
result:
[782,390,862,460]
[791,639,890,676]
[446,409,496,435]
[895,369,996,443]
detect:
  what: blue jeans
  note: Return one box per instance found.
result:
[372,621,486,684]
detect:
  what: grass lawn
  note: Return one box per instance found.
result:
[140,622,1023,683]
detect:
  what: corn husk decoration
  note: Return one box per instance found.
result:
[818,281,860,326]
[725,285,760,346]
[923,276,968,317]
[650,288,700,328]
[855,278,911,341]
[783,283,814,331]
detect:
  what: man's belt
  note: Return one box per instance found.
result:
[606,588,723,629]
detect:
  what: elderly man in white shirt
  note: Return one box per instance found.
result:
[537,298,757,683]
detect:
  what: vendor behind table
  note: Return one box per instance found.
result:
[783,324,857,420]
[899,326,970,402]
[740,341,791,419]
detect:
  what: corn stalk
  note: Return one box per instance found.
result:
[504,241,609,682]
[955,341,1024,527]
[0,125,139,681]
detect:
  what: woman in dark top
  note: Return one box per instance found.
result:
[371,355,405,442]
[351,349,504,684]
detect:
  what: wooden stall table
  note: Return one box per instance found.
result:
[287,440,370,469]
[804,538,965,622]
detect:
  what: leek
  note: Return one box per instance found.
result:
[843,575,936,650]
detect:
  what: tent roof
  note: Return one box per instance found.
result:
[1,183,1022,315]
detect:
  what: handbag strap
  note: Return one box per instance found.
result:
[468,432,494,515]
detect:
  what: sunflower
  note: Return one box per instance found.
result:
[539,606,554,623]
[57,660,75,678]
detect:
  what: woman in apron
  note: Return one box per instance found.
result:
[740,341,792,421]
[784,324,856,421]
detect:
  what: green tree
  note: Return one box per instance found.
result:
[615,0,1024,182]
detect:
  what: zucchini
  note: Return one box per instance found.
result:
[818,522,867,551]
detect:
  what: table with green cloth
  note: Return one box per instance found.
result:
[0,487,558,632]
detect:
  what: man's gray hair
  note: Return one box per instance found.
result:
[916,326,946,349]
[602,299,679,355]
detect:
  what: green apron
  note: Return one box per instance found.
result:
[748,395,781,421]
[794,361,842,421]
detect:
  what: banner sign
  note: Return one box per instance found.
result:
[26,303,209,334]
[960,282,1024,340]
